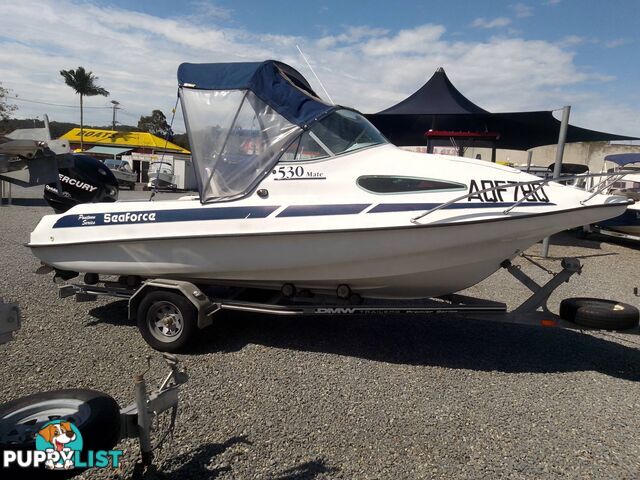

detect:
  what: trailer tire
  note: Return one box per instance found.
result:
[137,291,196,352]
[0,389,120,476]
[560,297,639,330]
[575,302,639,330]
[559,297,611,322]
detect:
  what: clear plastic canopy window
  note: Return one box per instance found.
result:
[180,88,301,202]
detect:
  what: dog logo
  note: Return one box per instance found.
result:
[3,419,122,470]
[35,420,83,470]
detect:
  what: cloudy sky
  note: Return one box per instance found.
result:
[0,0,638,135]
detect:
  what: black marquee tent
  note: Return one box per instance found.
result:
[366,67,637,157]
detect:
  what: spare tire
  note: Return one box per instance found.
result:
[0,389,121,476]
[560,297,639,330]
[559,297,610,322]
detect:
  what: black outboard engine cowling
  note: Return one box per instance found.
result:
[44,154,119,213]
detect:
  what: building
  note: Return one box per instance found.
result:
[60,128,196,190]
[462,142,640,173]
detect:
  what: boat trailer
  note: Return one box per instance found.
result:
[55,254,639,352]
[582,224,640,243]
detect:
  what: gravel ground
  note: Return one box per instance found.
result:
[1,188,639,479]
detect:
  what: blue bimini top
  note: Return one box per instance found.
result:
[605,153,640,167]
[177,60,334,128]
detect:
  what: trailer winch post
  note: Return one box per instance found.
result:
[134,372,154,466]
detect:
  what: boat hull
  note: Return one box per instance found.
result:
[31,203,626,298]
[597,205,640,236]
[112,170,137,188]
[148,172,174,189]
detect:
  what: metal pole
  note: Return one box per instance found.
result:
[525,150,533,173]
[541,105,571,257]
[111,101,120,131]
[43,114,51,140]
[134,374,153,466]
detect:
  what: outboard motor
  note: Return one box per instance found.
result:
[44,154,119,213]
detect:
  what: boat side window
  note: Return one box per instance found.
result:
[357,176,466,194]
[280,132,331,162]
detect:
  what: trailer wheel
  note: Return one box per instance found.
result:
[560,297,639,330]
[137,291,196,352]
[0,389,120,475]
[560,297,610,322]
[575,302,639,330]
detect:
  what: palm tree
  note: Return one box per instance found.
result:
[60,67,109,151]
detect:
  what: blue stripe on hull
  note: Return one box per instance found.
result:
[52,201,556,228]
[277,204,370,217]
[368,202,555,213]
[53,205,280,228]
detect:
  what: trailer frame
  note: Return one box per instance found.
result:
[56,254,640,351]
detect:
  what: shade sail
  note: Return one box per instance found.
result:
[367,68,638,150]
[378,67,488,115]
[84,146,133,156]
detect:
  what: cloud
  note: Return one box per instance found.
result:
[317,26,389,49]
[471,17,512,29]
[360,24,446,56]
[189,1,232,21]
[544,0,561,5]
[557,35,585,47]
[511,3,533,18]
[0,0,637,137]
[570,100,640,137]
[605,38,628,48]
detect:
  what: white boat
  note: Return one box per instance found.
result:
[595,153,640,236]
[28,61,631,299]
[104,158,137,190]
[602,203,640,237]
[147,161,175,190]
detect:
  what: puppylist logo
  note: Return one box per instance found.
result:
[2,419,122,471]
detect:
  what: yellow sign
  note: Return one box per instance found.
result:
[60,128,189,154]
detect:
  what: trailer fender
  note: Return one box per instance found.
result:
[128,279,220,329]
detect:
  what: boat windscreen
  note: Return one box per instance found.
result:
[181,88,301,202]
[308,109,387,156]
